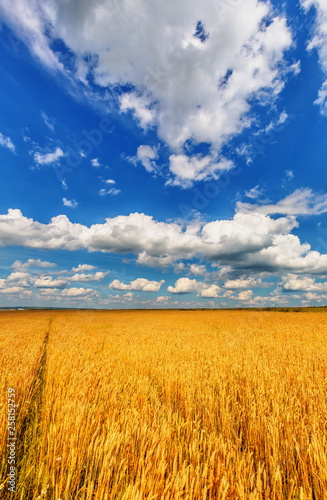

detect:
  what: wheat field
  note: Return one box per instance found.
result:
[1,309,327,499]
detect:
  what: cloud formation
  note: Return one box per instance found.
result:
[167,277,220,297]
[301,0,327,112]
[34,147,65,166]
[71,264,95,272]
[135,145,159,174]
[168,154,233,188]
[281,274,327,292]
[0,0,294,185]
[12,259,56,270]
[109,278,165,292]
[63,198,78,208]
[0,132,15,153]
[1,195,327,276]
[61,287,98,298]
[238,188,327,216]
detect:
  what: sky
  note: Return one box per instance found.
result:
[1,0,327,309]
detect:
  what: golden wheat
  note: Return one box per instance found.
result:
[1,310,327,499]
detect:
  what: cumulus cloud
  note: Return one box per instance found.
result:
[120,93,156,129]
[63,198,78,208]
[0,0,294,185]
[156,296,170,303]
[34,147,65,166]
[71,264,95,272]
[0,258,108,305]
[188,264,207,276]
[281,274,327,292]
[61,287,98,298]
[2,198,327,276]
[167,277,201,294]
[12,259,56,270]
[71,271,107,282]
[0,132,15,153]
[237,188,327,216]
[168,154,234,188]
[109,278,165,292]
[34,276,68,289]
[237,290,254,301]
[5,271,30,287]
[199,284,221,298]
[167,277,220,297]
[224,276,263,289]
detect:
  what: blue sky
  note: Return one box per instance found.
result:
[1,0,327,308]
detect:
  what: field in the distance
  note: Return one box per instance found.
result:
[1,310,327,499]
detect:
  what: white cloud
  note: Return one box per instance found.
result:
[104,179,116,185]
[0,259,110,304]
[6,271,30,287]
[136,252,178,268]
[224,276,262,289]
[301,0,327,112]
[99,187,121,196]
[237,188,327,216]
[304,291,327,301]
[109,278,164,292]
[167,277,201,294]
[109,291,134,302]
[244,185,263,200]
[12,259,55,270]
[237,290,254,301]
[0,286,25,294]
[281,274,327,292]
[0,0,293,185]
[34,276,68,289]
[262,110,288,133]
[2,200,327,276]
[63,198,78,208]
[0,0,63,70]
[120,92,156,129]
[199,284,220,298]
[188,264,207,276]
[91,158,100,167]
[168,154,233,188]
[71,264,95,272]
[71,271,107,282]
[135,145,159,173]
[167,277,220,297]
[34,147,64,166]
[61,287,98,298]
[156,296,170,303]
[0,132,15,153]
[41,111,55,131]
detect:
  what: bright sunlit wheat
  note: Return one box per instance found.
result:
[1,310,327,499]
